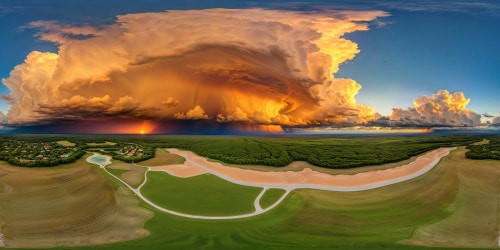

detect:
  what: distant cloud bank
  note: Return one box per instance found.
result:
[372,90,481,128]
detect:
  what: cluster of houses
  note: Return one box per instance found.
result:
[116,144,144,158]
[0,141,77,163]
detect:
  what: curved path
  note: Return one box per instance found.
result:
[87,153,290,220]
[86,147,455,220]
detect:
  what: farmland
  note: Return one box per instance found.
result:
[71,144,498,249]
[0,134,497,249]
[138,148,185,166]
[404,147,499,247]
[0,154,151,248]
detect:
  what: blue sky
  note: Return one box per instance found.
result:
[0,0,499,118]
[337,8,500,116]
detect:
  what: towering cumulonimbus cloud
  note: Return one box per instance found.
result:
[389,90,481,127]
[2,8,388,128]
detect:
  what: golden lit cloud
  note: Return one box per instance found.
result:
[3,8,390,128]
[161,97,179,108]
[174,105,209,120]
[389,90,480,127]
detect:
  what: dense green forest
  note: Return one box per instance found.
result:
[0,134,494,168]
[145,135,482,168]
[465,135,500,160]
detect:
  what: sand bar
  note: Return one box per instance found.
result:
[166,147,455,190]
[149,162,207,178]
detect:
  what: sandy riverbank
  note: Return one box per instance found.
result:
[149,161,207,178]
[166,147,455,187]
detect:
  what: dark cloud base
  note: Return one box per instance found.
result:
[8,119,283,135]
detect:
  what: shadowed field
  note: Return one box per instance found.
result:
[0,155,151,248]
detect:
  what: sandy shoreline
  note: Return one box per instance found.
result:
[149,162,207,178]
[166,147,455,188]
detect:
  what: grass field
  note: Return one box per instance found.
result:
[2,134,496,249]
[56,140,76,147]
[471,139,490,145]
[107,160,146,188]
[0,155,151,248]
[70,153,458,250]
[260,188,287,209]
[141,172,262,216]
[138,149,185,166]
[404,147,499,248]
[58,144,500,250]
[86,141,117,147]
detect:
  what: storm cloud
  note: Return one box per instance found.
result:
[2,8,388,129]
[2,8,488,132]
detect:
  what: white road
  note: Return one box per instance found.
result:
[86,147,454,220]
[87,153,290,220]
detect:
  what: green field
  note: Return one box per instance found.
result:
[107,160,146,188]
[138,148,185,166]
[0,134,497,249]
[107,167,128,178]
[64,145,496,250]
[404,147,499,247]
[56,140,76,147]
[86,141,117,147]
[141,172,263,216]
[260,188,287,209]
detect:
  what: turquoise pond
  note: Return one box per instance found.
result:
[89,155,108,163]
